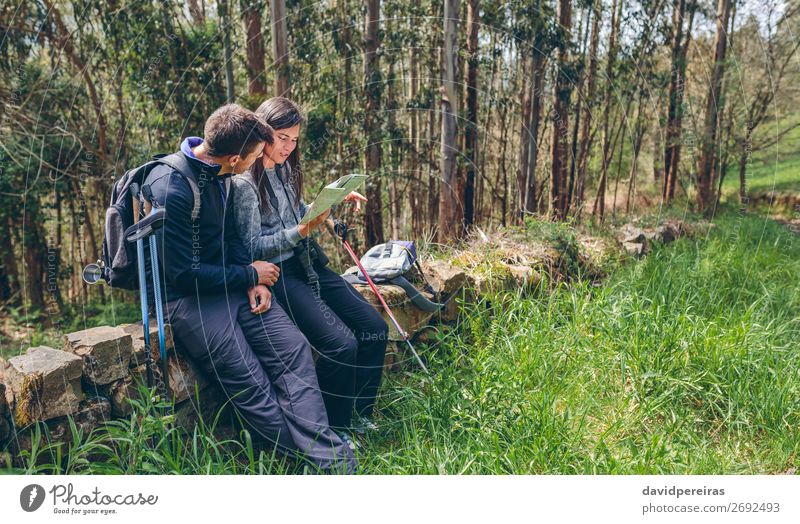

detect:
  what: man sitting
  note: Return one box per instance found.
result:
[144,104,355,473]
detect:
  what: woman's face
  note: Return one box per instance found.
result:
[269,124,300,164]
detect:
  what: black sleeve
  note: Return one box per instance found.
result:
[149,170,258,295]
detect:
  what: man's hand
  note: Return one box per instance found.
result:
[298,208,331,237]
[250,260,280,286]
[247,284,272,314]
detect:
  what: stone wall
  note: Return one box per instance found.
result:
[0,219,700,462]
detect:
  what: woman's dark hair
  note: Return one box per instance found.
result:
[252,97,304,211]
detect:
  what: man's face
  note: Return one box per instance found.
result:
[227,143,265,174]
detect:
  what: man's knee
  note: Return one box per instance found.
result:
[167,295,239,363]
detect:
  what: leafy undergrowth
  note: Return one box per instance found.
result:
[3,212,798,474]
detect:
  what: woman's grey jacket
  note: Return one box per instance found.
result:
[231,165,310,264]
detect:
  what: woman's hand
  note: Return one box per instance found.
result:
[247,284,272,314]
[298,208,331,237]
[343,191,368,212]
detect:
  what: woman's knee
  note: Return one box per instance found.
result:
[319,332,358,364]
[363,309,389,340]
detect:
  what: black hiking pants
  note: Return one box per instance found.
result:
[271,257,388,430]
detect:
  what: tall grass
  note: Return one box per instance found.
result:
[359,213,800,473]
[4,387,298,475]
[3,212,798,474]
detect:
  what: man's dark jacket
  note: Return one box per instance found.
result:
[143,151,258,302]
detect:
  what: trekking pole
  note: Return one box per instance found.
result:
[139,185,172,408]
[330,221,429,374]
[129,183,156,392]
[124,185,171,409]
[148,234,170,400]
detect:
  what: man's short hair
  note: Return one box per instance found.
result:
[203,104,273,157]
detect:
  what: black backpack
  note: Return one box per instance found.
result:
[99,153,201,289]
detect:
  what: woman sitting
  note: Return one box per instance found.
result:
[231,97,388,445]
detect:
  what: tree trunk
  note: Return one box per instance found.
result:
[525,51,545,214]
[463,0,479,229]
[438,0,461,240]
[22,207,46,312]
[517,54,533,222]
[271,0,290,96]
[428,108,439,232]
[219,0,235,102]
[715,1,737,213]
[574,1,600,215]
[334,0,354,177]
[114,73,128,173]
[363,0,384,246]
[663,0,687,201]
[499,100,510,226]
[387,56,402,239]
[626,91,647,214]
[611,100,631,220]
[0,215,19,303]
[737,146,748,206]
[242,0,267,98]
[696,0,732,213]
[67,195,78,301]
[653,94,665,183]
[188,0,206,24]
[409,26,422,236]
[592,0,622,223]
[566,7,590,216]
[48,189,65,316]
[663,0,696,203]
[479,31,499,222]
[550,0,572,220]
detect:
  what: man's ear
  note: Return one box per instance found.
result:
[227,154,242,168]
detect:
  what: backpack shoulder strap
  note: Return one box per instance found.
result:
[276,164,302,226]
[259,168,288,229]
[151,153,201,221]
[261,168,279,205]
[388,275,444,312]
[340,270,444,312]
[341,272,363,286]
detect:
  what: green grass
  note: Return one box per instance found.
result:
[358,212,800,473]
[3,212,798,474]
[3,390,298,474]
[722,124,800,196]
